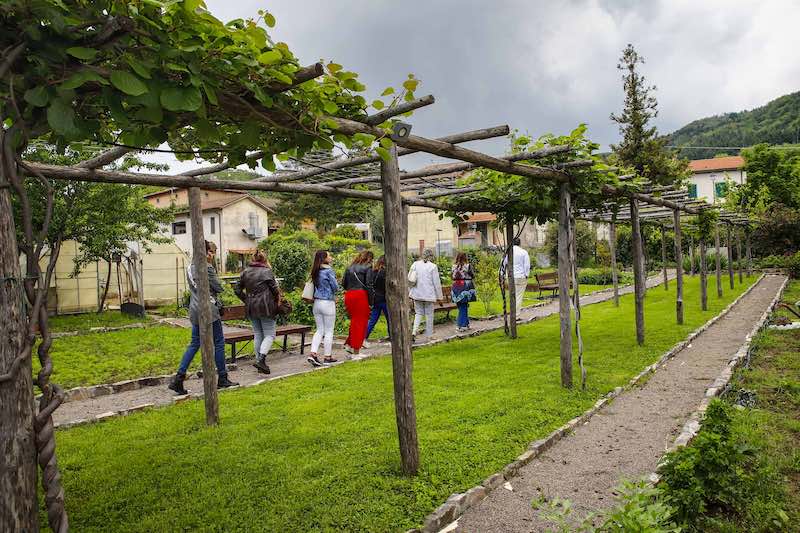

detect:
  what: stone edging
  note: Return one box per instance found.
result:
[418,273,767,533]
[656,274,788,469]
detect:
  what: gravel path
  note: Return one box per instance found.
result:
[52,273,673,427]
[454,274,785,533]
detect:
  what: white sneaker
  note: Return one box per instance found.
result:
[344,344,354,354]
[361,341,372,349]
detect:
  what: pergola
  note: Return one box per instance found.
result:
[17,90,752,479]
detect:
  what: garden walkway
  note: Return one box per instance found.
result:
[51,272,673,427]
[453,274,786,532]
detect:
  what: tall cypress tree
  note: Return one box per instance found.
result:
[610,44,686,185]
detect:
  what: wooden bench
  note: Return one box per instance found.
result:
[221,305,312,362]
[534,272,560,298]
[409,286,458,319]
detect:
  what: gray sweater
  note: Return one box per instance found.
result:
[188,263,224,324]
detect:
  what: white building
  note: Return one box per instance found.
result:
[146,188,277,272]
[687,155,746,204]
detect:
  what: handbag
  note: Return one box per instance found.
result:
[302,281,315,303]
[407,265,418,286]
[276,291,293,316]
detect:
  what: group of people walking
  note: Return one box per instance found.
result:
[168,241,527,395]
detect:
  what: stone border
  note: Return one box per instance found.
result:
[419,274,767,533]
[659,274,788,461]
[50,322,155,339]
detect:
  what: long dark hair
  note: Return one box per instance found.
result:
[455,251,468,266]
[373,255,386,271]
[311,250,329,287]
[352,250,374,266]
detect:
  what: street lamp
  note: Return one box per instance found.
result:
[436,229,442,257]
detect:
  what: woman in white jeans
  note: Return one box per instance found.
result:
[408,249,443,340]
[308,250,339,366]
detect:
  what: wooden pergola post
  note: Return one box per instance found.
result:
[660,223,669,290]
[505,220,517,339]
[673,209,684,325]
[630,198,645,345]
[188,187,220,426]
[558,183,573,388]
[689,234,696,276]
[746,229,753,278]
[714,225,723,298]
[380,145,419,475]
[736,228,743,284]
[699,237,708,311]
[609,216,619,307]
[726,224,734,290]
[570,214,586,390]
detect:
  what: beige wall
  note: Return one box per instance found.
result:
[220,198,270,265]
[146,188,241,208]
[406,206,458,255]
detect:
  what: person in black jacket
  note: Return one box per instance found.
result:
[342,250,373,355]
[365,255,388,345]
[234,250,278,374]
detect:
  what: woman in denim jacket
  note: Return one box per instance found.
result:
[308,250,339,366]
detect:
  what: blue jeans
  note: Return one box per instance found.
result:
[366,301,389,339]
[456,301,469,327]
[250,316,276,360]
[178,320,227,376]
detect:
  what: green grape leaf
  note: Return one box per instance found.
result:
[65,47,98,60]
[160,86,203,111]
[23,86,49,107]
[109,71,148,96]
[257,50,282,65]
[372,99,384,110]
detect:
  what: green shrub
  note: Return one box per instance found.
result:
[323,234,371,253]
[261,228,322,252]
[331,224,363,240]
[225,252,241,273]
[577,267,633,286]
[268,240,310,290]
[474,251,501,315]
[545,220,597,268]
[433,255,452,285]
[657,400,786,530]
[757,254,789,269]
[787,251,800,279]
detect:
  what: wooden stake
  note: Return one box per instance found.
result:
[609,218,619,307]
[380,145,420,475]
[689,235,696,276]
[558,183,573,388]
[714,226,723,297]
[505,221,517,339]
[661,223,668,290]
[726,224,734,290]
[700,238,708,311]
[673,210,684,325]
[630,198,645,345]
[188,187,219,426]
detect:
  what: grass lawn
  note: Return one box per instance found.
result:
[48,311,150,333]
[48,274,757,532]
[36,326,195,388]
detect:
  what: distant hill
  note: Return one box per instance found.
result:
[667,91,800,159]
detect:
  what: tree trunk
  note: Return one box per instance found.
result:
[630,198,645,345]
[380,145,420,475]
[97,258,112,313]
[700,239,708,311]
[714,226,723,298]
[609,219,619,307]
[673,210,684,325]
[188,187,220,426]
[661,223,668,290]
[570,214,586,390]
[506,221,517,339]
[0,180,39,532]
[558,183,573,388]
[726,225,734,290]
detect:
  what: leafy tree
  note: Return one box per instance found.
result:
[727,144,800,212]
[474,251,501,315]
[544,220,596,268]
[274,192,373,232]
[610,44,688,185]
[267,240,310,290]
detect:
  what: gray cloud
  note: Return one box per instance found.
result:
[162,0,800,173]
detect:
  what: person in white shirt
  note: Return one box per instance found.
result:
[502,238,531,316]
[408,249,444,340]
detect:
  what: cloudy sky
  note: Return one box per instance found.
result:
[158,0,800,173]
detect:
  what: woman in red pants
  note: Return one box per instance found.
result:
[342,250,373,356]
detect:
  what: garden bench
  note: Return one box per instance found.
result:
[534,272,560,298]
[221,305,311,362]
[410,286,458,319]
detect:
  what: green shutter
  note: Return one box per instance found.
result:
[715,182,728,198]
[688,183,698,199]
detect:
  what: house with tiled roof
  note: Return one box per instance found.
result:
[145,188,278,272]
[686,155,746,203]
